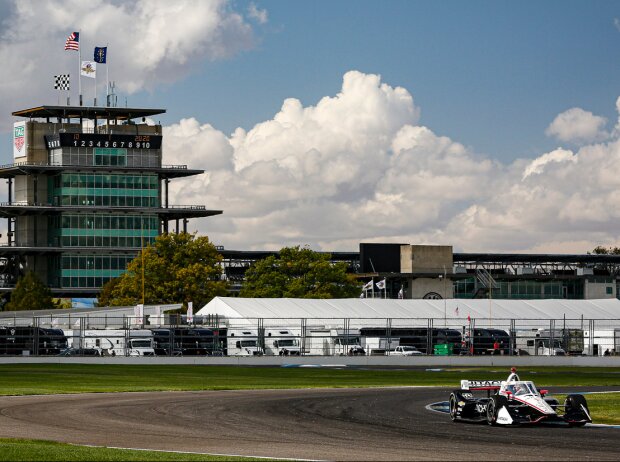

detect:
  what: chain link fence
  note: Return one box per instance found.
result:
[1,315,619,357]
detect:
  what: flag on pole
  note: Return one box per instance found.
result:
[375,279,386,290]
[64,32,79,51]
[187,301,194,324]
[362,280,373,291]
[398,287,404,299]
[94,46,107,63]
[54,74,70,90]
[467,314,471,323]
[81,61,96,78]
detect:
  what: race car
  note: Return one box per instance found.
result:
[448,368,592,426]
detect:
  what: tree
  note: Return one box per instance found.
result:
[590,246,620,255]
[240,246,360,298]
[97,233,228,308]
[4,271,56,311]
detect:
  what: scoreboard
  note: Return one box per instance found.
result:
[45,133,162,150]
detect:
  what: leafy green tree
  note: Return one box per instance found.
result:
[591,246,620,255]
[98,233,228,308]
[4,271,56,311]
[240,246,360,298]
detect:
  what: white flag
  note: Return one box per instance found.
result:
[376,279,386,290]
[362,280,373,290]
[398,287,404,299]
[81,61,96,78]
[187,301,193,324]
[134,303,144,326]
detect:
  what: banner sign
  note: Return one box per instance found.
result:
[13,121,27,158]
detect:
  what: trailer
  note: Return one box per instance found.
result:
[304,328,364,356]
[583,329,620,356]
[514,329,568,356]
[63,329,155,356]
[0,327,67,355]
[264,328,301,355]
[227,328,264,356]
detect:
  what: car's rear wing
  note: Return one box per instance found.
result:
[460,380,502,391]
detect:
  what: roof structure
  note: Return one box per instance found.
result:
[12,105,165,121]
[0,304,181,329]
[197,297,620,324]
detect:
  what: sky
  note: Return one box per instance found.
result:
[0,0,619,253]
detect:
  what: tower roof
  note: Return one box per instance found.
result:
[12,105,165,121]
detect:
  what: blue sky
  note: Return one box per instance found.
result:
[139,0,620,162]
[1,0,620,253]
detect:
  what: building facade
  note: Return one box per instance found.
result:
[0,105,221,298]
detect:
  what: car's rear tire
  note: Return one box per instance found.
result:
[486,396,498,425]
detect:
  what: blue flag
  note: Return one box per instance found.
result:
[94,47,107,64]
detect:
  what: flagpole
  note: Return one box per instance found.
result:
[106,42,109,107]
[78,29,82,106]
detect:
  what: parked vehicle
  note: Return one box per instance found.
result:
[171,328,223,356]
[464,328,510,355]
[304,328,363,356]
[359,327,462,355]
[150,328,182,356]
[514,329,567,356]
[264,328,300,355]
[227,328,264,356]
[63,329,155,356]
[385,345,423,356]
[58,347,100,356]
[0,327,67,355]
[583,329,620,356]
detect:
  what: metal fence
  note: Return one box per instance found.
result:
[0,315,619,357]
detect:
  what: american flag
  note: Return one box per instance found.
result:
[64,32,79,51]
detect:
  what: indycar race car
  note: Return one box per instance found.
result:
[449,368,592,426]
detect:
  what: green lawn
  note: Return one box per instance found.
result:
[0,364,619,395]
[0,439,277,461]
[0,365,618,461]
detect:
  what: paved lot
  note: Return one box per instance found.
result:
[0,387,618,460]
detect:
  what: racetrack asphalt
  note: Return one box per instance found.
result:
[0,387,618,461]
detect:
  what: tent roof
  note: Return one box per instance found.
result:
[197,297,620,321]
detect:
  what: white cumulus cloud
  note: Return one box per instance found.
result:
[0,0,260,132]
[164,73,620,254]
[545,107,609,144]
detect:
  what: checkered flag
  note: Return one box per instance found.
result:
[54,74,70,91]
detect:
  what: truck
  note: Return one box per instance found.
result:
[361,336,400,356]
[304,328,364,356]
[583,329,620,356]
[227,328,264,356]
[463,328,511,355]
[264,328,301,355]
[63,329,155,356]
[0,327,67,355]
[385,345,423,356]
[170,327,223,356]
[514,329,571,356]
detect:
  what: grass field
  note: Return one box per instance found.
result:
[0,439,276,461]
[0,364,618,460]
[0,364,619,395]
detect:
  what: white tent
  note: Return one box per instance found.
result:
[197,297,620,328]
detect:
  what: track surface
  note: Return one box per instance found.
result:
[0,387,618,461]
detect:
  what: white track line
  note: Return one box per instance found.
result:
[82,444,325,461]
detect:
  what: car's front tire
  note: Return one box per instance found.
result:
[449,393,459,422]
[486,396,498,425]
[565,394,589,427]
